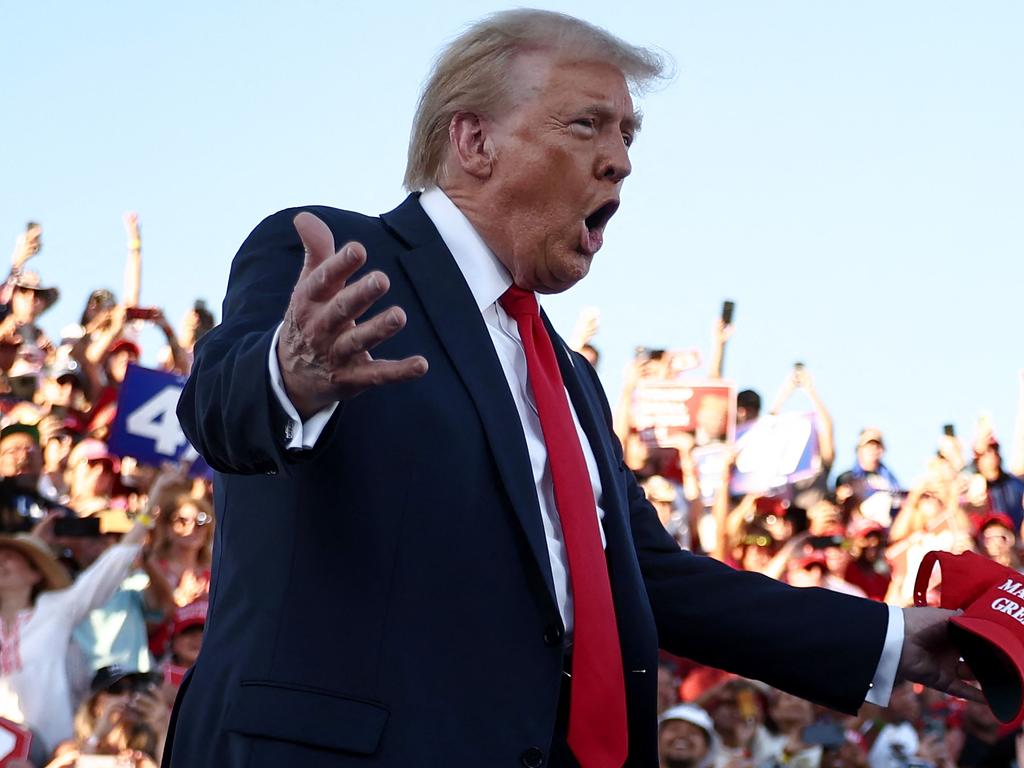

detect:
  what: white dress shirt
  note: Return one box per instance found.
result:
[266,187,903,705]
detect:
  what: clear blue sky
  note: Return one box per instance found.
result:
[2,1,1021,483]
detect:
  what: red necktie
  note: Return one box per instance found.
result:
[500,285,628,768]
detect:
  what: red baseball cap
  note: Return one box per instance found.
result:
[914,550,1024,727]
[978,513,1016,534]
[172,601,207,637]
[847,517,885,540]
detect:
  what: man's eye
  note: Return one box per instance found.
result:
[623,133,634,148]
[572,119,596,131]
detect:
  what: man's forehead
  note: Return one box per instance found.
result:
[512,51,637,120]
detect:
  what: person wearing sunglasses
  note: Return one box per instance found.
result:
[145,494,213,659]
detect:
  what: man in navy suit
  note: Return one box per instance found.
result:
[168,9,982,768]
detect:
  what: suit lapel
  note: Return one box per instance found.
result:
[382,195,558,608]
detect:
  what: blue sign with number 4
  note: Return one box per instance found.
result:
[108,364,209,475]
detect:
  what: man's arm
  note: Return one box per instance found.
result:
[177,210,426,475]
[578,356,982,713]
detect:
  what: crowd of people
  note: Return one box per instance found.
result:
[0,221,213,767]
[576,312,1024,768]
[0,217,1019,767]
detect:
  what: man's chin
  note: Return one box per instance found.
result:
[535,252,591,294]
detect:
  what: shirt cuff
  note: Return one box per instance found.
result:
[864,604,905,706]
[268,322,338,450]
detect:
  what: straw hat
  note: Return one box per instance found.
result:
[11,271,59,311]
[0,533,71,591]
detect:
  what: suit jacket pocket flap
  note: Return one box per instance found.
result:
[225,680,388,755]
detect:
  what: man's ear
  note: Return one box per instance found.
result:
[448,112,494,180]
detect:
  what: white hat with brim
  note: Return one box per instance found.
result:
[0,534,71,591]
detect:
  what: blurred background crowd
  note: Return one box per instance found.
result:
[0,221,213,767]
[0,218,1019,767]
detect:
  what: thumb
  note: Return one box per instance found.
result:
[293,212,335,281]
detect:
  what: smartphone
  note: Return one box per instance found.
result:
[794,361,805,372]
[125,306,160,321]
[25,221,40,232]
[802,721,845,749]
[808,535,844,550]
[54,517,102,538]
[942,424,955,438]
[648,349,665,361]
[7,375,37,401]
[721,300,735,325]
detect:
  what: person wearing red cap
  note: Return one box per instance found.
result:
[66,438,121,515]
[973,438,1024,533]
[843,518,892,601]
[162,602,207,698]
[977,513,1022,571]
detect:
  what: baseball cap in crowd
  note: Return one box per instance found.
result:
[0,422,40,445]
[68,438,120,472]
[660,701,718,766]
[52,359,85,386]
[914,550,1024,728]
[847,518,885,540]
[172,601,208,637]
[106,338,141,359]
[857,428,885,449]
[90,665,162,696]
[978,513,1016,535]
[790,552,828,572]
[659,703,715,733]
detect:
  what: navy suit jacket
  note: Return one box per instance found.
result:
[167,194,888,768]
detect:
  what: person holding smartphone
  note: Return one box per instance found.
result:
[44,667,167,768]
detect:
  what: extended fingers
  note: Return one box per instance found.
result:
[330,305,407,361]
[345,356,429,389]
[306,268,389,339]
[303,242,368,304]
[944,679,986,704]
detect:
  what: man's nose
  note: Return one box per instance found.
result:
[597,139,631,183]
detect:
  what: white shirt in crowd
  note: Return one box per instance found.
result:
[0,542,141,756]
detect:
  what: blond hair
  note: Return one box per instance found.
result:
[404,9,667,191]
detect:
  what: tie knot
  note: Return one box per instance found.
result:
[499,285,539,318]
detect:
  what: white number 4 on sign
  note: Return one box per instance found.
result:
[125,385,189,456]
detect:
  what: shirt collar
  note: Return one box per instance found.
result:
[419,187,512,312]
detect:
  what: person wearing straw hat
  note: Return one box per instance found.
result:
[2,271,59,373]
[0,514,149,757]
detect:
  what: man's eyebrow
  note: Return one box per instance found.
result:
[578,104,642,134]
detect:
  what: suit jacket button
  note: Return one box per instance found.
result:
[521,747,544,768]
[543,625,564,647]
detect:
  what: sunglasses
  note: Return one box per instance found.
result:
[170,511,211,527]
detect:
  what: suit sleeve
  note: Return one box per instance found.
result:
[176,208,341,476]
[575,354,889,715]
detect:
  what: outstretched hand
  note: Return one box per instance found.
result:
[897,606,986,704]
[278,212,428,418]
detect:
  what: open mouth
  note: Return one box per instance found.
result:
[579,199,620,256]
